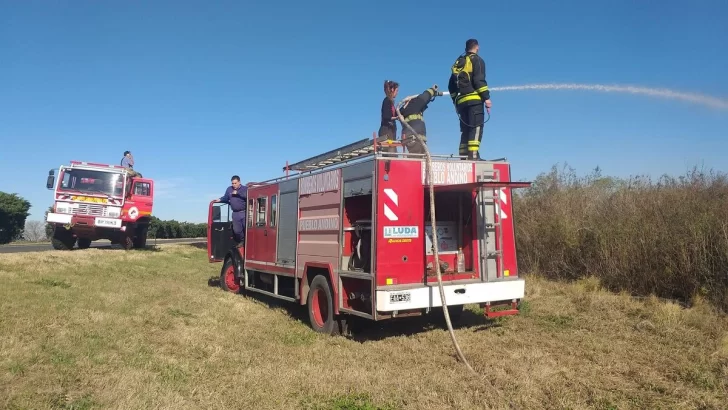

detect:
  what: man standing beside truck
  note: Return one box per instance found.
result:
[214,175,247,247]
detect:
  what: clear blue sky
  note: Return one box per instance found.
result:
[1,0,727,223]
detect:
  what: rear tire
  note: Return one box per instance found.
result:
[307,275,338,335]
[77,238,92,249]
[220,258,241,294]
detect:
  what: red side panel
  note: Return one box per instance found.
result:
[296,169,342,278]
[375,159,425,287]
[493,163,518,278]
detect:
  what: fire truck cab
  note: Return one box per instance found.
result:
[45,160,154,250]
[208,137,530,335]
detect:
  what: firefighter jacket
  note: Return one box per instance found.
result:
[400,87,439,137]
[448,52,490,107]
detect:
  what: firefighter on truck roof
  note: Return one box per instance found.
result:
[120,150,142,177]
[378,80,399,153]
[398,84,444,155]
[213,175,247,248]
[448,38,492,160]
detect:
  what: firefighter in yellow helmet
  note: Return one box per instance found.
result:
[448,38,492,160]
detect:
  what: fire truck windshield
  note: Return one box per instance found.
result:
[58,168,125,197]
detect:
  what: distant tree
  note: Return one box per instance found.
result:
[44,205,55,239]
[22,220,47,242]
[0,192,32,244]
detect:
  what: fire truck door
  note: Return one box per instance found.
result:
[250,187,279,264]
[208,202,234,261]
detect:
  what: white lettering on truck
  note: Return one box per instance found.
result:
[421,162,473,185]
[299,169,341,195]
[298,216,339,231]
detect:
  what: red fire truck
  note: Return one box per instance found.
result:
[207,137,530,335]
[45,160,154,250]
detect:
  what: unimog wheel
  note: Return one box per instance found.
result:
[120,234,134,250]
[51,227,75,250]
[77,238,92,249]
[133,225,148,249]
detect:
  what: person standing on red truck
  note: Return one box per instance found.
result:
[378,80,399,153]
[214,175,247,247]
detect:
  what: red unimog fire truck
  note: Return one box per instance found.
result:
[45,160,154,250]
[207,137,531,335]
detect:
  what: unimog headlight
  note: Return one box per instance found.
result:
[106,206,121,218]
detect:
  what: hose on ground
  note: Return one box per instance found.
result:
[393,91,477,375]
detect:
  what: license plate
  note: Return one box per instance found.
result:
[389,292,411,303]
[95,217,121,228]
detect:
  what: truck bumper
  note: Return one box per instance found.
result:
[375,279,525,312]
[46,212,123,229]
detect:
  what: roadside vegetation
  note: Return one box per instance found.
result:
[1,244,726,409]
[514,164,728,312]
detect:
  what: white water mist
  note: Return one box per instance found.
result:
[489,83,728,111]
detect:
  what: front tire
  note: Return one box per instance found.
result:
[51,227,75,250]
[307,275,338,335]
[220,258,241,294]
[120,234,134,250]
[133,225,148,248]
[77,238,92,249]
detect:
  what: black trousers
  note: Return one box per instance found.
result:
[457,103,484,158]
[402,119,427,155]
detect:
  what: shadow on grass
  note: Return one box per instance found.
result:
[93,244,164,252]
[184,242,207,250]
[347,309,503,342]
[205,275,503,341]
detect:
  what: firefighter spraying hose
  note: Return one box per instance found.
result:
[395,87,477,375]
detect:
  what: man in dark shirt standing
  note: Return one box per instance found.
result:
[214,175,247,247]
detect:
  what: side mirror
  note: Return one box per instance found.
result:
[46,170,55,190]
[212,205,221,222]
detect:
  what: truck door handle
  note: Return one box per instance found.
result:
[215,228,224,231]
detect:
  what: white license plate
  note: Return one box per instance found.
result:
[389,292,411,304]
[95,217,122,228]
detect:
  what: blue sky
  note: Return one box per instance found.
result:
[1,0,727,223]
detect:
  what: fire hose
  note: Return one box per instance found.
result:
[394,86,477,375]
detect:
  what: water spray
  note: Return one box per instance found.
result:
[485,83,728,111]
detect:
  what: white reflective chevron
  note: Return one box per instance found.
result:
[383,188,399,221]
[496,189,508,219]
[384,204,398,221]
[383,188,398,205]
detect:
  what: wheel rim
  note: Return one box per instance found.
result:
[312,287,327,327]
[224,265,239,292]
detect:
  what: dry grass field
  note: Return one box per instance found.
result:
[1,244,727,409]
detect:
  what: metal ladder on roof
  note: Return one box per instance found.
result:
[284,137,393,172]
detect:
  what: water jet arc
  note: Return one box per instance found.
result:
[487,83,728,111]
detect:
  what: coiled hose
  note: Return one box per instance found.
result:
[394,91,476,375]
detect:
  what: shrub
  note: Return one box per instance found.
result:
[514,163,728,312]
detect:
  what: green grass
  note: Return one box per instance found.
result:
[1,244,726,409]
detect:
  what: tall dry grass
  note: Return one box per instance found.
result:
[514,163,728,312]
